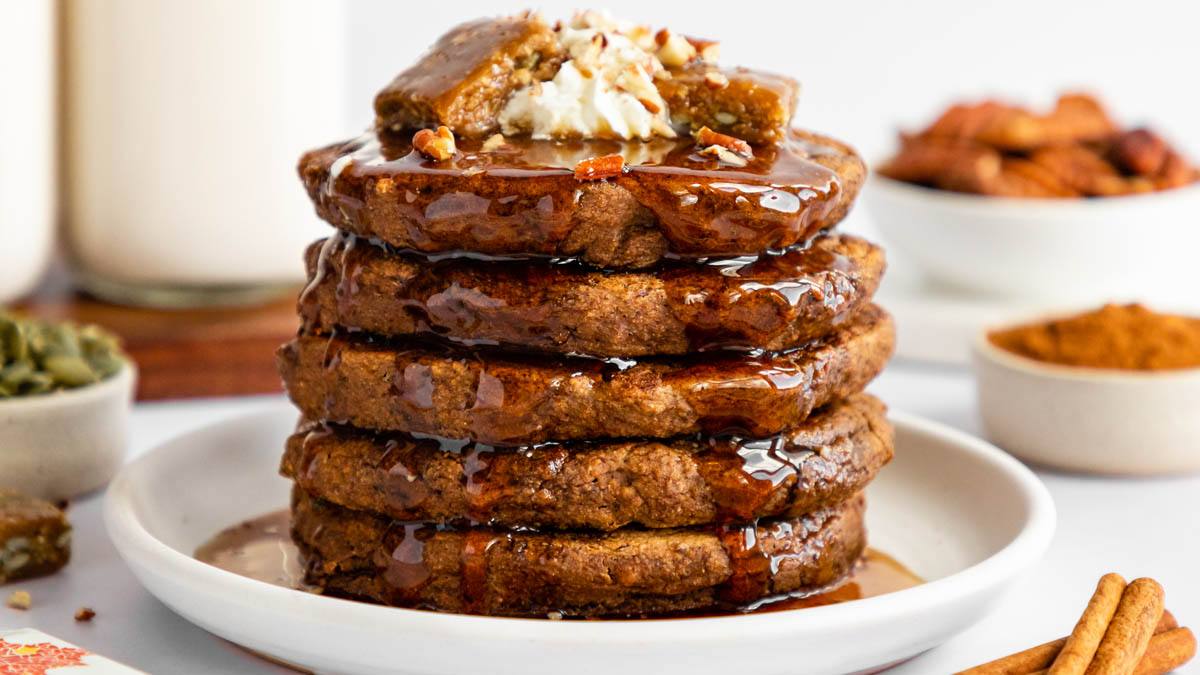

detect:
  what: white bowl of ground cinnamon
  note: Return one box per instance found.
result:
[973,303,1200,475]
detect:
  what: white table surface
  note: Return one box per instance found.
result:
[3,361,1198,674]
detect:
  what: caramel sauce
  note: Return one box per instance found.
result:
[194,510,311,591]
[703,549,923,616]
[297,229,865,354]
[377,522,431,606]
[312,128,843,260]
[196,510,921,619]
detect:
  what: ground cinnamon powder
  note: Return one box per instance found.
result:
[988,304,1200,371]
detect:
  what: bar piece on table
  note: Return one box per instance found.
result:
[0,490,70,584]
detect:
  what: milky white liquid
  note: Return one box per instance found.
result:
[0,1,55,303]
[64,0,349,289]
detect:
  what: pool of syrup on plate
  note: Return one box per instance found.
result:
[195,510,923,617]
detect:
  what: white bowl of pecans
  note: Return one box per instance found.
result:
[865,94,1200,306]
[866,176,1200,306]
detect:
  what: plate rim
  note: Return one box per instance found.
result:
[103,404,1056,643]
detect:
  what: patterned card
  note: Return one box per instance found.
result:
[0,629,146,675]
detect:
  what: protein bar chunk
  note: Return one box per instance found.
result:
[0,490,71,584]
[374,15,562,137]
[656,62,798,144]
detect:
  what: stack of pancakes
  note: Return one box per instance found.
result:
[277,15,895,618]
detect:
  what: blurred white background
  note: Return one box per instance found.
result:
[342,0,1200,157]
[10,1,1200,300]
[341,0,1200,235]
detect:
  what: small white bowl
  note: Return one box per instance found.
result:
[0,363,136,499]
[973,329,1200,475]
[864,175,1200,306]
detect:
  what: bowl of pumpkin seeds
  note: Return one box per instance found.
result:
[0,311,135,500]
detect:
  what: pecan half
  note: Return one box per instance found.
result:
[413,126,457,161]
[574,154,625,180]
[1110,128,1168,177]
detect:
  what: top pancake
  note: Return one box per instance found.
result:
[298,128,865,268]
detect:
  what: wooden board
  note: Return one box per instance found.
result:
[15,263,301,401]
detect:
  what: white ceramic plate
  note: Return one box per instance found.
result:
[104,401,1054,675]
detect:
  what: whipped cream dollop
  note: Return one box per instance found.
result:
[500,12,703,141]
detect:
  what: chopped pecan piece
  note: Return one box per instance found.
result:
[574,154,625,180]
[481,133,508,151]
[704,71,729,89]
[654,29,696,67]
[686,37,721,62]
[695,126,752,158]
[6,590,31,610]
[413,126,457,161]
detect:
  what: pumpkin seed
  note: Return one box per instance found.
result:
[0,311,126,398]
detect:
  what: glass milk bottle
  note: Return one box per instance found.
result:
[63,0,348,307]
[0,1,56,304]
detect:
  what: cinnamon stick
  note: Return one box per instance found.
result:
[956,638,1069,675]
[1030,628,1196,675]
[1049,573,1128,674]
[955,610,1178,675]
[1085,578,1165,675]
[1131,628,1196,675]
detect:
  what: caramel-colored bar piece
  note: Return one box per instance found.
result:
[656,62,798,144]
[374,16,562,137]
[0,490,71,583]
